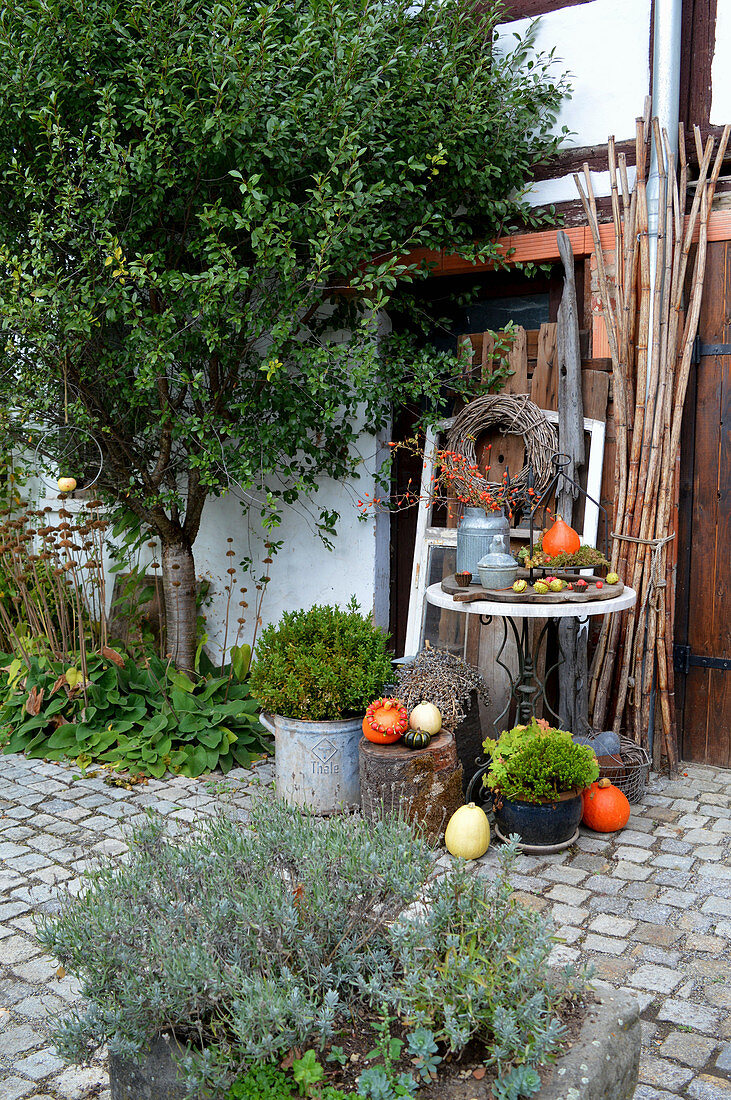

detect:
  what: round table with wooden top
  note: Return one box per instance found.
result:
[425,580,637,796]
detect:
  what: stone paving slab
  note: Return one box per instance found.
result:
[1,753,731,1099]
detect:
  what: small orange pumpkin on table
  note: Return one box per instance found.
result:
[542,516,581,558]
[362,698,409,744]
[582,777,631,832]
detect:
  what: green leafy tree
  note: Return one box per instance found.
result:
[0,0,568,668]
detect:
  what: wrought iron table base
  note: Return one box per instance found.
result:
[465,612,587,804]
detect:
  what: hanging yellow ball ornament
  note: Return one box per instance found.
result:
[57,476,77,493]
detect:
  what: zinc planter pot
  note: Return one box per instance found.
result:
[456,507,510,582]
[108,987,640,1100]
[493,789,584,851]
[259,712,362,814]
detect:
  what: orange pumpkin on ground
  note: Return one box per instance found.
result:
[362,698,409,744]
[582,778,631,832]
[542,516,581,558]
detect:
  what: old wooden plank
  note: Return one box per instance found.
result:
[476,616,518,737]
[581,369,610,422]
[679,0,717,132]
[581,358,613,372]
[683,240,726,764]
[674,331,699,747]
[474,427,526,495]
[530,139,636,182]
[465,331,519,389]
[500,0,594,19]
[475,332,496,384]
[556,231,587,734]
[530,322,558,410]
[557,232,585,502]
[599,385,616,543]
[708,309,730,767]
[582,255,593,335]
[504,325,528,394]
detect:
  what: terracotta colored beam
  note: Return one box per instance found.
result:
[404,211,731,278]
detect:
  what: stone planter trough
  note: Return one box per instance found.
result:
[109,986,640,1100]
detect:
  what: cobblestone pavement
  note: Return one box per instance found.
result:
[1,754,730,1100]
[0,752,275,1100]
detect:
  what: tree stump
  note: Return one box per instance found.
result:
[358,731,463,845]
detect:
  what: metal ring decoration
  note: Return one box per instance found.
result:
[31,425,104,494]
[445,394,558,498]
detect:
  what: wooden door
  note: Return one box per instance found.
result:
[676,240,731,766]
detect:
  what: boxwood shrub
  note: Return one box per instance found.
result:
[249,598,393,721]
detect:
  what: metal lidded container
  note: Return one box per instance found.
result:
[477,533,518,590]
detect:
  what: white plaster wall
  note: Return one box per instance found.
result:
[28,442,380,663]
[711,3,731,125]
[499,0,651,204]
[192,440,381,662]
[522,165,637,207]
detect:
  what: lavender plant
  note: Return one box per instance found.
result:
[368,844,585,1096]
[39,800,587,1098]
[39,798,432,1094]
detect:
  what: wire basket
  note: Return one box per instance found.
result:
[598,737,651,803]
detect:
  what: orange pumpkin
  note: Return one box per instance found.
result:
[362,698,408,744]
[582,778,630,832]
[542,516,581,558]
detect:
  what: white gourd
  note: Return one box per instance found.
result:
[408,702,442,735]
[444,802,490,859]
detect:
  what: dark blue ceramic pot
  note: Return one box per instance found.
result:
[493,789,583,847]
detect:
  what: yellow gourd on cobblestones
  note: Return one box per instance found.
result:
[444,802,490,859]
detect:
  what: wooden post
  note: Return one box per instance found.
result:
[556,231,588,735]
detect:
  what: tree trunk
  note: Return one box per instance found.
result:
[358,732,463,845]
[160,532,198,671]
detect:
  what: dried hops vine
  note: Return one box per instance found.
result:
[395,646,490,728]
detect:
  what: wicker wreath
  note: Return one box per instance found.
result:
[445,394,557,498]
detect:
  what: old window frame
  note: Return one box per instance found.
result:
[403,409,605,656]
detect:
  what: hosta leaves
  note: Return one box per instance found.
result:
[230,644,251,683]
[182,744,210,778]
[25,685,44,715]
[0,650,269,777]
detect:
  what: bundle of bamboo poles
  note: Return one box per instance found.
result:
[575,102,729,768]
